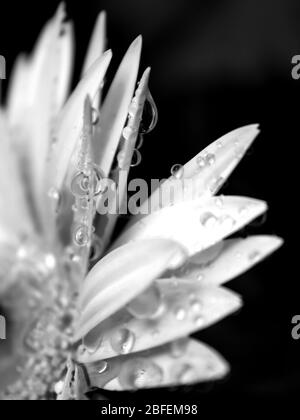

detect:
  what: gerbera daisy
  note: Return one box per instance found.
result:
[0,5,282,400]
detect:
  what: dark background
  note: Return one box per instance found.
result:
[0,0,298,408]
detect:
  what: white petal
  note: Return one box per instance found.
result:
[138,124,260,214]
[112,195,267,255]
[75,239,187,340]
[48,50,112,191]
[77,285,241,362]
[84,339,229,390]
[181,235,284,286]
[92,36,142,175]
[95,67,151,247]
[82,12,106,77]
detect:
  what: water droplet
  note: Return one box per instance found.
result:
[73,225,89,247]
[170,164,184,179]
[136,133,144,149]
[119,358,163,389]
[48,187,60,202]
[190,298,202,313]
[174,307,186,321]
[130,149,142,167]
[70,172,90,197]
[197,273,204,281]
[206,153,215,166]
[209,177,224,194]
[127,285,165,320]
[220,215,236,229]
[170,338,189,358]
[83,334,103,355]
[194,314,205,327]
[97,361,108,374]
[196,156,206,169]
[200,212,218,228]
[216,140,223,148]
[110,328,135,355]
[92,108,99,125]
[78,197,90,210]
[123,126,133,140]
[140,92,158,134]
[215,196,224,208]
[249,250,261,262]
[89,235,104,262]
[175,363,197,384]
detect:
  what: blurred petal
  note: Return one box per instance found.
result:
[138,124,260,214]
[48,50,112,191]
[92,36,142,175]
[113,196,267,255]
[77,285,241,362]
[84,339,229,390]
[75,239,187,340]
[82,12,106,77]
[181,235,284,286]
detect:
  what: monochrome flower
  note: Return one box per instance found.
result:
[0,5,282,400]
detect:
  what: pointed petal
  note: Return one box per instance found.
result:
[84,339,229,390]
[48,50,112,191]
[180,235,283,286]
[82,11,106,77]
[77,284,240,362]
[75,239,187,340]
[138,124,260,214]
[95,68,151,247]
[113,196,268,255]
[92,36,142,175]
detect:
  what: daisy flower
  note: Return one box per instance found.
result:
[0,5,282,400]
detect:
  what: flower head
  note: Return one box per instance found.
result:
[0,5,282,400]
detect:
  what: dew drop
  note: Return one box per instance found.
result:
[175,363,197,384]
[123,126,133,140]
[92,108,99,125]
[127,285,165,320]
[70,172,90,197]
[170,338,189,358]
[174,307,186,321]
[220,215,236,229]
[140,92,158,134]
[215,196,224,208]
[110,328,135,355]
[170,164,184,179]
[200,212,218,228]
[119,358,163,389]
[130,149,142,167]
[194,314,205,327]
[197,273,204,281]
[196,156,206,169]
[97,361,108,374]
[89,235,104,262]
[249,250,261,262]
[190,298,202,313]
[209,177,224,194]
[73,225,89,247]
[83,334,103,355]
[206,153,215,166]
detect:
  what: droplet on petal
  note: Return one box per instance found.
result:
[170,164,184,179]
[174,363,197,384]
[249,250,261,262]
[170,338,189,358]
[130,149,142,167]
[73,225,90,247]
[97,361,108,374]
[118,358,163,389]
[174,307,186,321]
[196,155,206,169]
[200,212,218,228]
[127,284,165,319]
[206,153,216,166]
[140,92,158,134]
[92,108,99,125]
[110,328,135,355]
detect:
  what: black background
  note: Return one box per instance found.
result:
[0,0,298,408]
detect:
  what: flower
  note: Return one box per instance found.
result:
[0,5,282,400]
